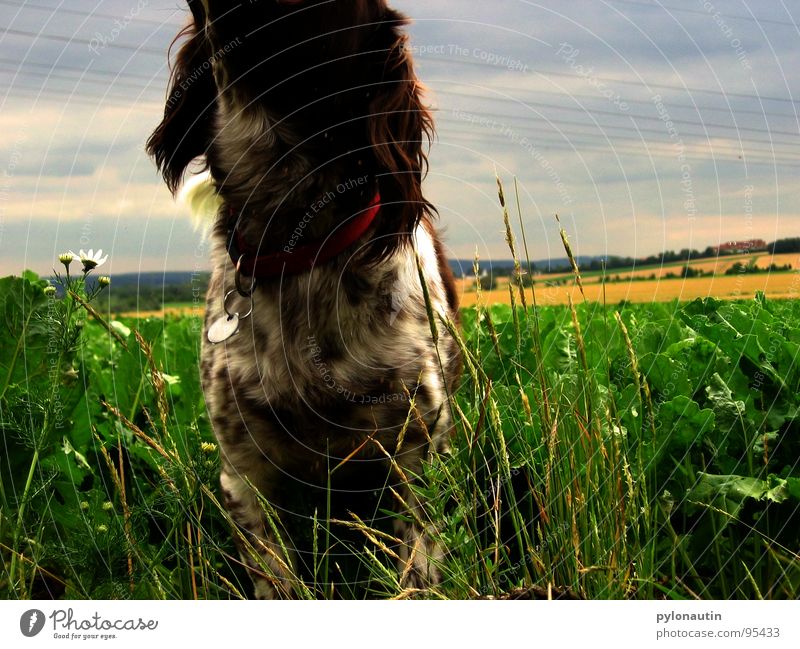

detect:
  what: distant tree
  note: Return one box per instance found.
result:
[680,265,703,278]
[726,262,744,275]
[768,238,800,254]
[479,275,497,291]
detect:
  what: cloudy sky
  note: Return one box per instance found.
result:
[1,0,798,276]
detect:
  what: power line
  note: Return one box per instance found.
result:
[427,78,797,119]
[605,0,798,28]
[3,2,797,106]
[2,27,797,110]
[7,71,795,151]
[421,53,800,105]
[3,28,800,104]
[0,0,184,27]
[5,83,796,169]
[0,56,162,82]
[438,126,800,168]
[4,68,796,154]
[9,78,798,165]
[437,88,800,139]
[4,89,799,171]
[0,27,167,56]
[437,104,799,153]
[437,114,800,160]
[3,51,796,139]
[438,132,800,170]
[0,51,796,122]
[3,84,160,108]
[4,52,796,143]
[2,0,793,32]
[3,87,130,108]
[0,63,162,92]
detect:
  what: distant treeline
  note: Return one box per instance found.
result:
[725,261,793,276]
[102,275,208,313]
[492,237,800,276]
[95,238,800,311]
[580,249,714,273]
[768,238,800,254]
[571,238,799,274]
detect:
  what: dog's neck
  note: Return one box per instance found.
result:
[209,97,379,254]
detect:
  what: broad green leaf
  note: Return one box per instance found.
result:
[687,472,790,523]
[0,275,52,396]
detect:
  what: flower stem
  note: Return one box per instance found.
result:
[8,445,41,594]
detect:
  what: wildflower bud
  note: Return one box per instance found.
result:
[96,524,108,534]
[59,252,74,269]
[102,501,113,511]
[43,285,57,296]
[98,276,111,288]
[201,442,218,454]
[80,501,90,511]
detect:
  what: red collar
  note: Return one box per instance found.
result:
[227,192,381,279]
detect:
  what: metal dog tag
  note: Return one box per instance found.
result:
[207,313,240,344]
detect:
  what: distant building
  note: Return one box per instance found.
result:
[712,239,767,254]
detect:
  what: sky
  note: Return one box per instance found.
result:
[1,0,798,276]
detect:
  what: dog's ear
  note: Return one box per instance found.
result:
[366,11,435,252]
[146,5,217,195]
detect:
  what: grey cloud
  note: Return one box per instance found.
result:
[0,214,207,277]
[0,0,797,270]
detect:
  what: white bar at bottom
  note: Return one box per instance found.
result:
[1,600,797,648]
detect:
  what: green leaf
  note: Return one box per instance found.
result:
[786,478,800,500]
[687,472,790,523]
[705,373,745,424]
[640,352,692,398]
[656,395,715,448]
[0,276,52,397]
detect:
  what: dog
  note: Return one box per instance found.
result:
[147,0,460,598]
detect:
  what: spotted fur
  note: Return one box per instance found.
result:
[148,0,460,598]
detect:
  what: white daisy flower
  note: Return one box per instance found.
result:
[71,249,108,272]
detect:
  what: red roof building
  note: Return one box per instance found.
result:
[712,239,767,254]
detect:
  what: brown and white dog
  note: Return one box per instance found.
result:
[147,0,460,598]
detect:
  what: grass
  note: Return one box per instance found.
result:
[1,180,799,600]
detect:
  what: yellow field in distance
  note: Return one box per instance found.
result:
[458,252,800,307]
[117,251,800,318]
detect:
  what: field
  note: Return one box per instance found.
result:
[2,257,799,599]
[123,253,800,319]
[457,252,800,307]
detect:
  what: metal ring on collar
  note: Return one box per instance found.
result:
[222,289,254,320]
[234,255,257,298]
